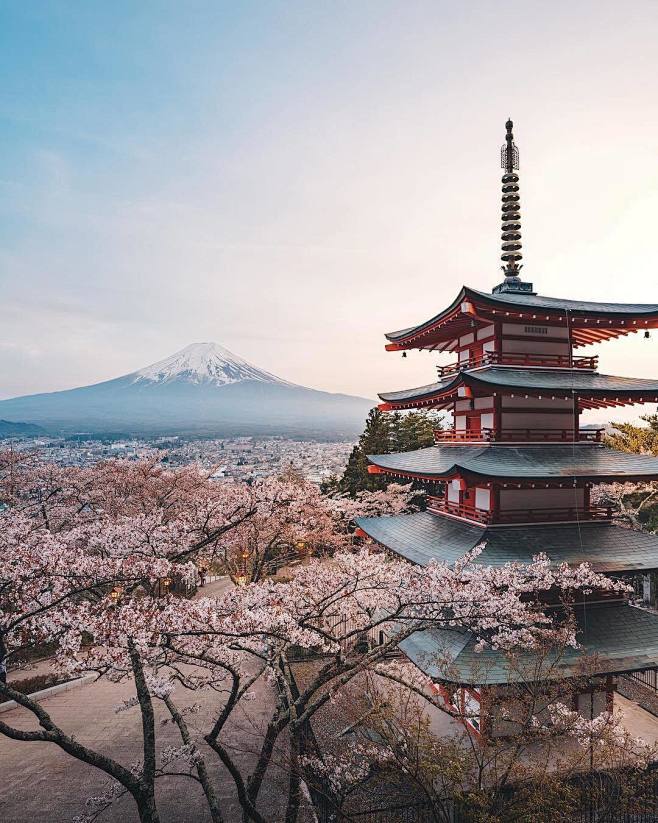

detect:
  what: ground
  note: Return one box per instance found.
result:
[0,578,304,823]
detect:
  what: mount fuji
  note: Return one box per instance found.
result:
[0,343,373,438]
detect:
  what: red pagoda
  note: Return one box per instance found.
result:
[356,120,658,737]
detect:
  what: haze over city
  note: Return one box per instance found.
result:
[2,1,658,427]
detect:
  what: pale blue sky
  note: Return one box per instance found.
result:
[2,1,658,424]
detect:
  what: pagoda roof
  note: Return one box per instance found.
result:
[385,286,658,351]
[378,366,658,410]
[367,443,658,482]
[399,602,658,685]
[356,511,658,574]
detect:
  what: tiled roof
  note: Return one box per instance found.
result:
[471,368,658,394]
[356,512,658,573]
[385,286,658,342]
[468,287,658,316]
[379,368,658,403]
[400,603,658,684]
[367,443,658,480]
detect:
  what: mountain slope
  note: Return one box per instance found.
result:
[131,342,291,387]
[0,419,46,437]
[0,343,373,438]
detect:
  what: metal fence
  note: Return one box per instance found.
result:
[630,668,658,693]
[313,765,658,823]
[315,800,438,823]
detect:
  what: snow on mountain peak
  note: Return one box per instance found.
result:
[132,342,291,387]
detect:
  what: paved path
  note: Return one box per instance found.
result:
[0,578,290,823]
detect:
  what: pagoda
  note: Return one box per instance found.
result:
[356,119,658,737]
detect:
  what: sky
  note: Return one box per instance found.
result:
[1,1,658,425]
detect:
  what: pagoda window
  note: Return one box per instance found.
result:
[447,481,461,504]
[475,487,491,511]
[461,688,481,733]
[481,413,495,430]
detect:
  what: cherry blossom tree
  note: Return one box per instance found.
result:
[591,481,658,531]
[300,649,656,823]
[0,453,630,823]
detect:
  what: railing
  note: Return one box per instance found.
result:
[427,496,613,525]
[427,497,492,523]
[436,350,598,377]
[433,427,604,444]
[628,669,658,693]
[433,429,492,442]
[496,506,613,524]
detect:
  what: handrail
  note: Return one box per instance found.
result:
[426,497,492,523]
[433,427,604,444]
[437,351,598,377]
[426,496,613,524]
[496,506,613,523]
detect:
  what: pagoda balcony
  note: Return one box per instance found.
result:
[436,351,599,378]
[433,427,604,444]
[427,496,613,525]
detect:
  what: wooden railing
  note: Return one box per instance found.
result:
[426,496,613,525]
[433,427,604,444]
[496,506,613,524]
[436,351,598,377]
[426,497,492,523]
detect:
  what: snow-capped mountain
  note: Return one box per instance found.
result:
[0,343,373,438]
[131,343,292,387]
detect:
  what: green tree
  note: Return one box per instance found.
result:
[602,415,658,532]
[327,408,443,496]
[606,414,658,456]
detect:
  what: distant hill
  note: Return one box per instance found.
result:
[0,419,46,437]
[0,343,373,439]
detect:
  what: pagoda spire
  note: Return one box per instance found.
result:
[493,118,534,295]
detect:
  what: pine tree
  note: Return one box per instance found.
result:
[606,414,658,456]
[332,408,443,496]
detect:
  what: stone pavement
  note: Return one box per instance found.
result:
[0,577,292,823]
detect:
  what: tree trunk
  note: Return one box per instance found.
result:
[136,789,161,823]
[164,694,224,823]
[284,727,302,823]
[246,713,283,810]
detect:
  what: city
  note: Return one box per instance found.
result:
[0,434,354,485]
